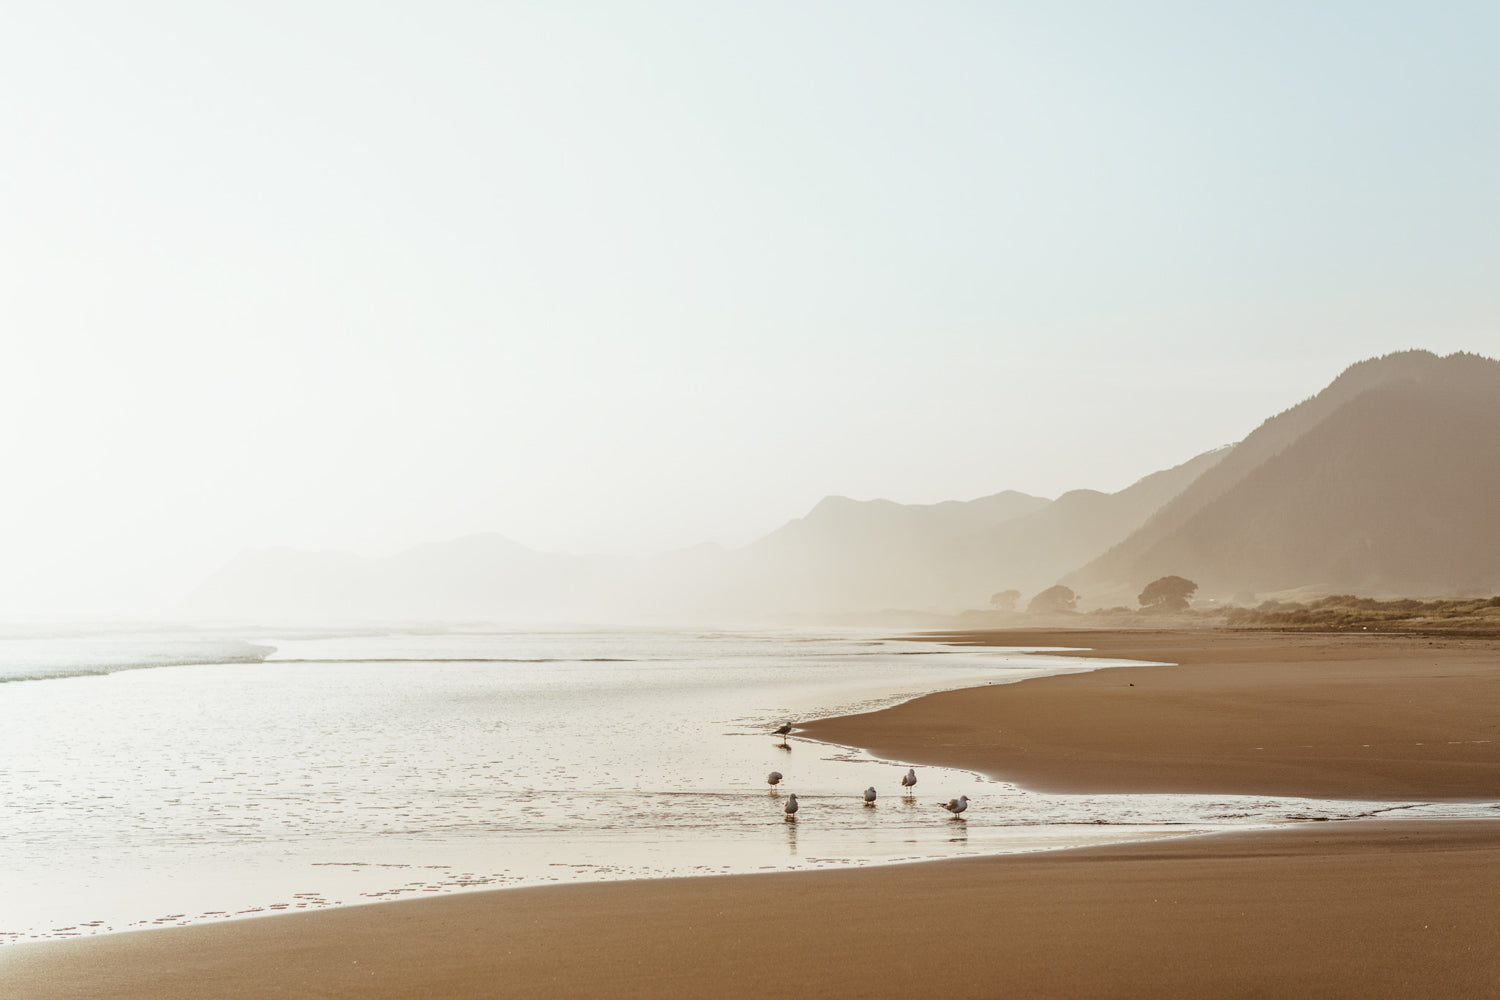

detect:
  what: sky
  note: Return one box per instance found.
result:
[3,1,1498,615]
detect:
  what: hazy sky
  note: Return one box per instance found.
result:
[4,2,1498,615]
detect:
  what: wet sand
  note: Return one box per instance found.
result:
[6,628,1500,999]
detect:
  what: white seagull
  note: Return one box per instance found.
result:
[940,795,970,819]
[863,786,878,804]
[901,768,917,794]
[784,793,799,820]
[767,771,783,790]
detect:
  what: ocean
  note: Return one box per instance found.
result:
[0,624,1451,943]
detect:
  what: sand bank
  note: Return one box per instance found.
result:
[6,629,1499,999]
[805,628,1500,800]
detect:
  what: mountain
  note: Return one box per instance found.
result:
[1064,351,1500,602]
[182,349,1498,622]
[188,547,376,619]
[949,447,1228,600]
[180,460,1217,622]
[712,490,1051,616]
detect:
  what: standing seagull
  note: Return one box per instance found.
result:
[767,771,783,791]
[940,795,970,819]
[784,793,799,820]
[863,786,878,805]
[773,722,793,743]
[901,768,917,795]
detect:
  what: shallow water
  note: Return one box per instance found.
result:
[0,625,1481,943]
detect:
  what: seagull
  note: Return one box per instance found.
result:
[767,771,783,790]
[773,722,793,742]
[901,768,917,795]
[863,786,878,805]
[940,795,970,819]
[784,793,799,820]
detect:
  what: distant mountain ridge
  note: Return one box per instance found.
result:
[720,490,1051,616]
[182,350,1500,622]
[948,447,1228,600]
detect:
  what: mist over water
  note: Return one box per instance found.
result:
[1,625,1479,944]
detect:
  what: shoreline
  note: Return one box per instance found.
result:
[0,632,1185,946]
[6,627,1500,998]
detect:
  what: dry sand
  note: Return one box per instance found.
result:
[6,628,1500,999]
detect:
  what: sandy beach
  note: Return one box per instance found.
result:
[6,628,1500,999]
[807,628,1500,800]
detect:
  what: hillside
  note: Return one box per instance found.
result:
[1065,351,1500,602]
[948,447,1227,600]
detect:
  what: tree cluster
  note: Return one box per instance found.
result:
[1137,575,1198,612]
[985,576,1206,616]
[1026,585,1077,614]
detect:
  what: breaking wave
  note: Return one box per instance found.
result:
[0,639,277,684]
